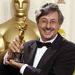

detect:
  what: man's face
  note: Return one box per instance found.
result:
[14,0,29,17]
[37,11,61,42]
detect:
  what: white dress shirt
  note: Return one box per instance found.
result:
[20,34,57,74]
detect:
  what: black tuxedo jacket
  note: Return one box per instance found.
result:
[0,33,75,75]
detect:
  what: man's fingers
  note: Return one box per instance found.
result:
[8,37,23,53]
[5,56,11,64]
[13,41,20,52]
[15,37,20,43]
[14,40,20,48]
[20,45,24,50]
[9,41,20,52]
[9,43,16,52]
[6,59,24,69]
[14,38,24,52]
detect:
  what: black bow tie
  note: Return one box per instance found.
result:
[36,41,51,48]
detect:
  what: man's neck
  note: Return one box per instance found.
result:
[40,34,58,43]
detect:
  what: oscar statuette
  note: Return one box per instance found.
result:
[13,17,27,63]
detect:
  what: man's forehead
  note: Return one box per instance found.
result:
[40,12,59,20]
[41,11,58,17]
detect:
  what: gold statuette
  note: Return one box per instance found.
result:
[13,17,27,63]
[0,0,40,61]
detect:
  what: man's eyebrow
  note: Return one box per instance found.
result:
[40,18,47,20]
[50,19,57,21]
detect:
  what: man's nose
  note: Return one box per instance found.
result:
[46,22,51,28]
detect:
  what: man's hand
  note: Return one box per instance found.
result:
[5,58,24,69]
[4,37,24,69]
[9,37,23,53]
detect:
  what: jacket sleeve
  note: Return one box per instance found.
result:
[54,47,75,75]
[23,65,45,75]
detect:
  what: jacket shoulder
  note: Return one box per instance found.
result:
[62,39,75,49]
[23,39,37,47]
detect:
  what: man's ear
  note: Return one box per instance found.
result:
[36,22,39,26]
[59,24,61,28]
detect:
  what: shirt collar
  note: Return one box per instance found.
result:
[40,34,58,43]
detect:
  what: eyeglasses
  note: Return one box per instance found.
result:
[39,18,59,26]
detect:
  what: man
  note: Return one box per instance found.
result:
[1,3,75,75]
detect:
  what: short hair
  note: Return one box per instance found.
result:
[35,3,64,25]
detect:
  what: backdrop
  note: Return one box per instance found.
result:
[0,0,75,43]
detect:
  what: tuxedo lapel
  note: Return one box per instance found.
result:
[27,41,37,66]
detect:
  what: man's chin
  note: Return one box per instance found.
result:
[44,36,52,41]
